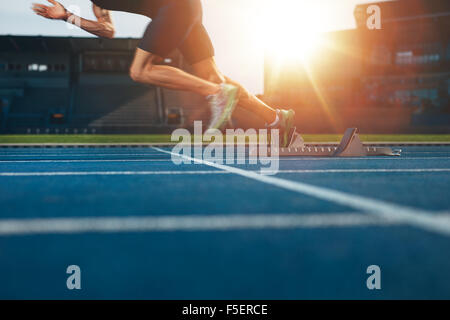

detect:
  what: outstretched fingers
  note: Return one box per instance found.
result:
[32,3,48,10]
[32,4,48,15]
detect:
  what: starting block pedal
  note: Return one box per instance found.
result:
[288,128,305,149]
[252,128,401,157]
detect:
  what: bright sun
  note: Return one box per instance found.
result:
[256,0,326,63]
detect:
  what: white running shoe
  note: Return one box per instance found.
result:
[207,83,239,130]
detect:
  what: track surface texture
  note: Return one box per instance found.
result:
[0,145,449,299]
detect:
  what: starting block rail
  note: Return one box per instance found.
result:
[251,128,402,157]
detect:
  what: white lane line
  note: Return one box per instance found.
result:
[0,159,175,163]
[0,153,167,157]
[1,168,449,177]
[277,168,450,174]
[1,157,450,164]
[153,147,450,236]
[403,152,450,154]
[2,213,449,236]
[260,157,450,161]
[0,213,412,236]
[0,170,227,176]
[2,212,449,236]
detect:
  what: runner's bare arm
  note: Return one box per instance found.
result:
[32,0,115,39]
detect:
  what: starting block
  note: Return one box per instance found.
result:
[252,128,402,157]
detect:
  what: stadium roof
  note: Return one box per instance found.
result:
[0,35,140,53]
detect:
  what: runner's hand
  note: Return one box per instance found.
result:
[32,0,67,20]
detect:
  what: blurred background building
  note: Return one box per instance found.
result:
[264,0,450,133]
[0,0,449,134]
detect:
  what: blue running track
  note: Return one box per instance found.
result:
[0,145,449,299]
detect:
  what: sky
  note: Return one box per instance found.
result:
[0,0,387,93]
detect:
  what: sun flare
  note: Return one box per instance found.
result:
[256,0,327,64]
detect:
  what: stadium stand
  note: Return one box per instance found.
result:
[0,36,208,134]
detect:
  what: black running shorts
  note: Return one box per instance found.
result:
[91,0,215,64]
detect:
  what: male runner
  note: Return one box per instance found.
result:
[32,0,296,146]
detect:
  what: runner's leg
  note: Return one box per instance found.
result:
[129,48,220,96]
[191,57,277,124]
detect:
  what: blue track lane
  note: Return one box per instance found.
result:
[0,146,449,299]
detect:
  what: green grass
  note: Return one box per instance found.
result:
[304,134,450,143]
[1,134,450,144]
